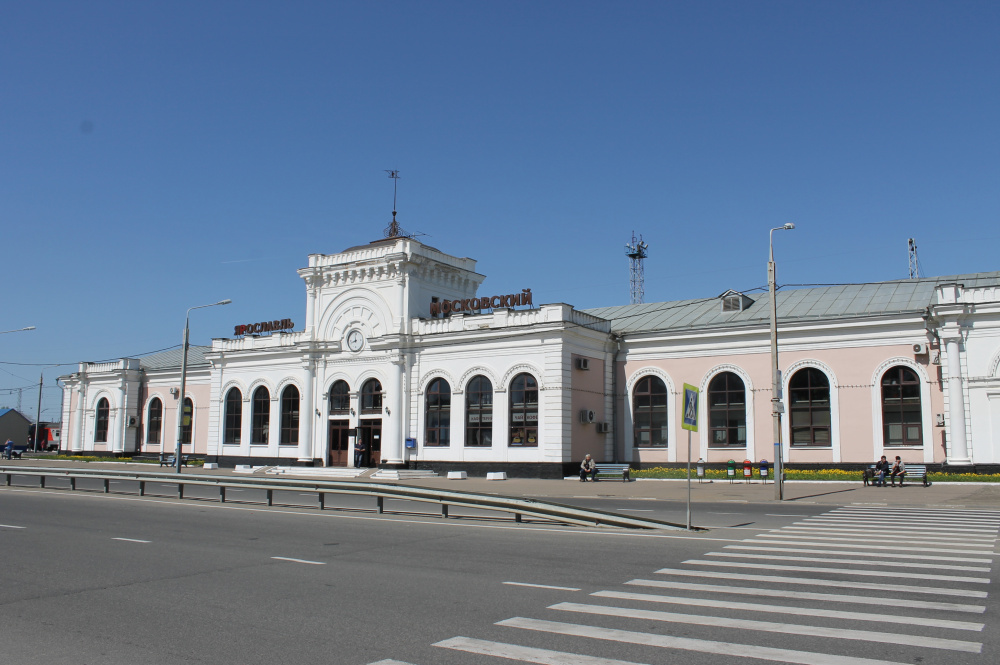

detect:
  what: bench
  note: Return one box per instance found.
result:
[159,454,190,467]
[593,463,631,482]
[3,444,28,460]
[863,464,928,487]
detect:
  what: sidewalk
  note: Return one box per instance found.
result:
[7,458,1000,509]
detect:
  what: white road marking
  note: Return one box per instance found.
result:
[552,601,982,651]
[725,544,993,563]
[759,533,996,547]
[492,618,913,665]
[816,516,1000,527]
[503,582,581,591]
[590,591,984,631]
[834,507,1000,517]
[436,636,646,665]
[0,524,26,529]
[781,526,997,545]
[786,524,997,539]
[796,520,999,534]
[652,567,986,597]
[623,578,985,613]
[366,660,418,665]
[112,537,150,543]
[682,559,991,583]
[766,513,802,517]
[749,536,998,555]
[704,551,990,572]
[271,556,325,565]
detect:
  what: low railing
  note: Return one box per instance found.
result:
[0,466,689,531]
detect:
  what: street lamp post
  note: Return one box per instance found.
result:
[175,300,231,473]
[769,223,795,501]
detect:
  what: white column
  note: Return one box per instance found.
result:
[299,358,315,462]
[71,386,85,452]
[944,334,972,465]
[383,360,405,464]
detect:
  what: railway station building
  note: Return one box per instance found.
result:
[58,230,1000,476]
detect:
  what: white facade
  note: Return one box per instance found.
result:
[59,236,1000,475]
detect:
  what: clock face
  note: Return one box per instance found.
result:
[346,330,364,352]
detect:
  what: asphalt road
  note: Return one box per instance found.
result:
[1,476,998,665]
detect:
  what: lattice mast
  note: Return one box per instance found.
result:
[624,231,649,305]
[908,238,921,279]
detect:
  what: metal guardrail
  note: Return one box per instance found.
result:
[0,466,690,531]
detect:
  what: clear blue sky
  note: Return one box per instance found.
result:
[2,1,998,422]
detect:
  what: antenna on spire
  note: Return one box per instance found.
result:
[624,231,649,304]
[907,238,921,279]
[383,169,406,238]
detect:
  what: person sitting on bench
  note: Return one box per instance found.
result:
[873,455,889,486]
[890,456,906,487]
[580,454,598,482]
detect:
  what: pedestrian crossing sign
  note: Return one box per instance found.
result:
[682,383,698,431]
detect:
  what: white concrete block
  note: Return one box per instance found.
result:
[447,471,468,480]
[486,472,507,480]
[203,463,218,470]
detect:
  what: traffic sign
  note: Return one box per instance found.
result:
[682,383,699,432]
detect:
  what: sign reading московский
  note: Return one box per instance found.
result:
[430,289,533,316]
[235,319,295,336]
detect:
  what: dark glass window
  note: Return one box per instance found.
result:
[708,372,747,447]
[251,386,270,445]
[95,397,110,443]
[223,389,242,445]
[508,373,538,446]
[632,376,668,447]
[424,378,451,446]
[465,375,493,447]
[329,380,350,415]
[280,385,300,445]
[789,368,831,446]
[882,366,922,447]
[147,397,163,445]
[361,379,382,414]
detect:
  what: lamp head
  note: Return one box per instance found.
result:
[782,223,795,230]
[217,299,232,305]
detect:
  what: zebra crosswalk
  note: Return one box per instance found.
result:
[368,506,999,665]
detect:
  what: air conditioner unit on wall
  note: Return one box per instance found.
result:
[913,343,928,354]
[596,422,610,433]
[575,357,590,370]
[579,409,596,424]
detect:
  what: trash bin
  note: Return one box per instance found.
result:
[743,459,753,483]
[759,459,769,483]
[696,458,705,483]
[727,459,736,483]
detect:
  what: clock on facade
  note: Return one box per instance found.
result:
[346,329,364,352]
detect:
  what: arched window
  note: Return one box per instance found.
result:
[224,388,242,445]
[632,375,668,447]
[361,379,382,414]
[180,397,193,445]
[329,380,351,415]
[95,397,110,443]
[251,386,270,445]
[280,385,300,445]
[147,398,163,445]
[465,375,493,447]
[424,378,451,446]
[789,368,831,446]
[708,372,747,447]
[509,373,538,446]
[882,366,922,447]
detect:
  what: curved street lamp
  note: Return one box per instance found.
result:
[175,300,231,473]
[769,223,795,500]
[0,326,36,335]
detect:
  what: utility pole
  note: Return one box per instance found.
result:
[34,373,43,451]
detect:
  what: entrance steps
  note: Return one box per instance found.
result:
[370,468,439,480]
[267,466,367,479]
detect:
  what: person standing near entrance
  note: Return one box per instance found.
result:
[354,436,367,468]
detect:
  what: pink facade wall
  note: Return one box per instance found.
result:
[570,354,607,462]
[623,344,943,466]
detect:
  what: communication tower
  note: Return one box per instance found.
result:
[624,231,649,305]
[908,238,921,279]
